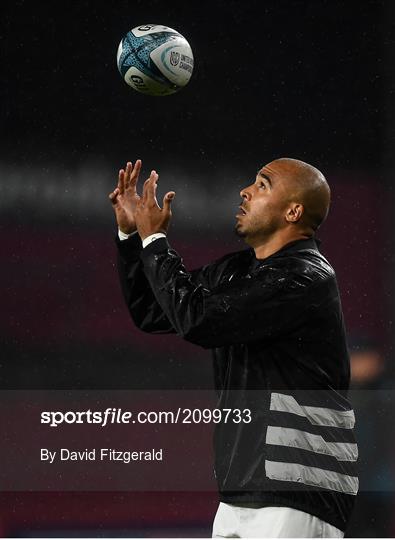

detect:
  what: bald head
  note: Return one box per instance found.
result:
[237,157,331,250]
[268,157,330,231]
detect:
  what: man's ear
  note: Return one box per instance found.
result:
[285,203,304,223]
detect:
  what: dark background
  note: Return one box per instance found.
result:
[1,0,395,537]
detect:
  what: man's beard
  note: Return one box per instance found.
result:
[234,223,247,238]
[234,216,278,244]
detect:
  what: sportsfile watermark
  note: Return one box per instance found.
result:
[41,407,252,427]
[0,389,393,492]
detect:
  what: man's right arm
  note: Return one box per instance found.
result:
[109,159,174,333]
[116,233,176,334]
[110,159,224,335]
[116,231,229,335]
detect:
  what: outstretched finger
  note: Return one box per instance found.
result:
[162,191,175,215]
[118,169,125,195]
[143,170,159,205]
[129,159,142,193]
[124,161,133,188]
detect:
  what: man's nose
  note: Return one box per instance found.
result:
[240,186,252,200]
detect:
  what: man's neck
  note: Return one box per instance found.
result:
[252,230,312,260]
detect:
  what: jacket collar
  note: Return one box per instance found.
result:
[251,236,321,264]
[275,236,321,255]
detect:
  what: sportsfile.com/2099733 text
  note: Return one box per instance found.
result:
[40,408,252,427]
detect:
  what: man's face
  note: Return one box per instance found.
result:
[235,161,292,244]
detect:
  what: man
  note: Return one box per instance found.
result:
[109,158,358,538]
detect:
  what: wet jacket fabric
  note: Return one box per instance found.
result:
[116,234,358,532]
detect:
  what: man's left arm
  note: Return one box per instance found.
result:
[140,237,317,349]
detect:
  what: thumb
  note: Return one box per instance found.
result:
[163,191,175,213]
[109,187,120,205]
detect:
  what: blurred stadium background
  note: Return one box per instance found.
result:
[2,0,395,536]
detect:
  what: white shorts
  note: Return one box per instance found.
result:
[212,503,344,538]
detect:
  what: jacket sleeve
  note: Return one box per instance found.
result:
[140,238,318,348]
[117,233,174,333]
[116,233,226,334]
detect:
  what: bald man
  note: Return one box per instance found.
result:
[111,158,358,538]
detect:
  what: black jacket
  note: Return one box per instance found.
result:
[116,234,358,532]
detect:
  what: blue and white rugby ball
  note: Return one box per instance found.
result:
[117,24,194,96]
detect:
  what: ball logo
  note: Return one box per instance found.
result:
[170,51,180,66]
[138,24,155,32]
[130,75,146,89]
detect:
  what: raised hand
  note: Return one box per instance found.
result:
[109,160,142,234]
[134,169,175,241]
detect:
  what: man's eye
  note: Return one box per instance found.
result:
[258,182,265,188]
